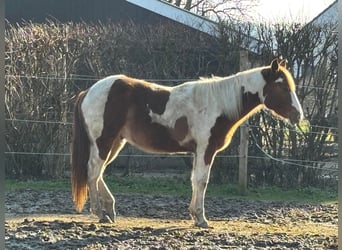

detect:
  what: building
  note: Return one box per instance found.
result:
[308,0,337,26]
[6,0,262,55]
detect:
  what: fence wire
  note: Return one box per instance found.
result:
[5,74,338,174]
[5,73,338,91]
[4,118,338,172]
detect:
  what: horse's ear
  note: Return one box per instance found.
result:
[279,59,288,68]
[271,59,279,73]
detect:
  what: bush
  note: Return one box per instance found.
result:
[5,20,337,189]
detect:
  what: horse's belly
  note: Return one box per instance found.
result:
[122,123,194,154]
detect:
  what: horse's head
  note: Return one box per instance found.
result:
[261,59,304,125]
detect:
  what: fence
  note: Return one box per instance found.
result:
[5,20,338,190]
[5,74,338,186]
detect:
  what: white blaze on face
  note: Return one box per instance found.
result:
[290,91,304,120]
[275,77,283,83]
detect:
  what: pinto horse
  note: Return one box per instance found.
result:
[71,59,303,228]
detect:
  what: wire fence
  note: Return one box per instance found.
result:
[5,74,338,178]
[4,73,339,91]
[4,117,338,172]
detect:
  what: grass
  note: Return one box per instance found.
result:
[5,178,71,191]
[5,175,337,204]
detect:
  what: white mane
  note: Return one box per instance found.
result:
[192,67,266,120]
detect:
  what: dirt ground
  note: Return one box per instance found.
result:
[5,189,338,249]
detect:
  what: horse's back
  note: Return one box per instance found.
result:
[85,75,127,101]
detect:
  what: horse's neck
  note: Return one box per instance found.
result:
[214,70,264,121]
[189,76,241,121]
[235,70,266,119]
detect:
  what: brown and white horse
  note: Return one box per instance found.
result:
[71,59,303,228]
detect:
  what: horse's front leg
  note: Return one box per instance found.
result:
[189,154,213,228]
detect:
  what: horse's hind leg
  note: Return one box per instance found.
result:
[97,138,126,222]
[97,177,116,222]
[87,144,108,222]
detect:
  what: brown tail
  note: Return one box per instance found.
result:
[71,90,90,212]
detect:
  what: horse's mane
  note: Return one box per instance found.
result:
[191,73,245,120]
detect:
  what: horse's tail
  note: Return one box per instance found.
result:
[71,90,90,212]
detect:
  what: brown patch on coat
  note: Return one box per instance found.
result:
[204,64,300,165]
[204,91,262,165]
[172,116,189,141]
[261,68,293,119]
[96,78,132,160]
[204,115,233,166]
[96,77,194,161]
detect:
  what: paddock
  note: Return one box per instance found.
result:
[5,189,338,249]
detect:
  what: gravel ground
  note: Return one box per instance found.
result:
[5,190,338,249]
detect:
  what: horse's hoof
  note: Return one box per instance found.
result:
[108,212,116,223]
[194,221,210,228]
[99,214,113,223]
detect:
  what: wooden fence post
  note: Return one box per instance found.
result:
[238,50,250,195]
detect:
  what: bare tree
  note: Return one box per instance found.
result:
[168,0,260,21]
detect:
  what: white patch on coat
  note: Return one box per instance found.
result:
[81,75,126,142]
[239,68,268,104]
[148,67,270,151]
[148,82,220,150]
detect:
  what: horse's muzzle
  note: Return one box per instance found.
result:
[289,107,303,125]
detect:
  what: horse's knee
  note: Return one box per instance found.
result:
[191,167,210,187]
